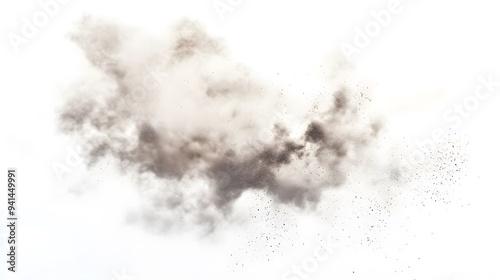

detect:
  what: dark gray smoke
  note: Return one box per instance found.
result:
[58,16,383,228]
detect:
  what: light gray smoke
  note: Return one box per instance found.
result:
[58,16,385,229]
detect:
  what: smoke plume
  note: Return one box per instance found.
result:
[58,17,383,229]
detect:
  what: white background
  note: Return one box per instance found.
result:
[1,0,500,279]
